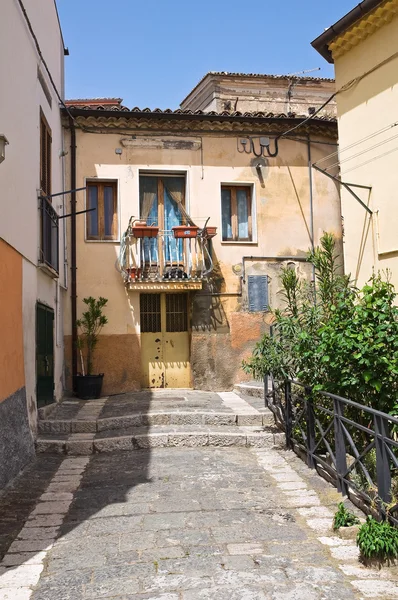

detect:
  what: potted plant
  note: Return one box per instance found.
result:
[75,296,108,400]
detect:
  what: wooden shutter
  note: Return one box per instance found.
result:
[40,114,51,198]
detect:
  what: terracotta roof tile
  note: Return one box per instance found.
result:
[65,102,336,122]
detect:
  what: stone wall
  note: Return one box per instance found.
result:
[0,388,35,489]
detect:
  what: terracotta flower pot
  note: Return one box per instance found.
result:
[203,226,217,238]
[172,226,199,239]
[132,226,159,238]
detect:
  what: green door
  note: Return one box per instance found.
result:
[36,303,54,407]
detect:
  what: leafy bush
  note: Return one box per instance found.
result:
[357,516,398,562]
[243,232,398,415]
[333,502,360,530]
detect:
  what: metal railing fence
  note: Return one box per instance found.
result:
[264,374,398,524]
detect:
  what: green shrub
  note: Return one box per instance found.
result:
[357,516,398,562]
[243,232,398,416]
[333,502,360,530]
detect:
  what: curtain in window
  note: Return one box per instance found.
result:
[140,177,158,224]
[104,185,115,236]
[164,177,195,227]
[87,186,98,237]
[221,188,232,240]
[237,189,249,239]
[140,177,158,262]
[163,178,184,262]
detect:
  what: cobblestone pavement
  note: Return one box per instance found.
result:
[1,446,398,599]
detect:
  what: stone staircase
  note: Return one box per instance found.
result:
[35,390,283,456]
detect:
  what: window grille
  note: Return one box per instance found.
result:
[166,293,188,332]
[140,294,161,333]
[40,196,59,273]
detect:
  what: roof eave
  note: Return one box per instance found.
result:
[63,107,336,127]
[311,0,384,63]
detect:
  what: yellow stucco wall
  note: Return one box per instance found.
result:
[0,239,25,401]
[334,13,398,288]
[64,127,341,391]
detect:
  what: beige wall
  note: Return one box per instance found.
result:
[334,14,398,288]
[63,126,341,391]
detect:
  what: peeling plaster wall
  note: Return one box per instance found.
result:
[63,128,341,392]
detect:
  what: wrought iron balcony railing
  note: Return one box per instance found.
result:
[117,220,217,288]
[39,196,59,275]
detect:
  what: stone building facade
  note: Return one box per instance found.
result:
[180,72,337,118]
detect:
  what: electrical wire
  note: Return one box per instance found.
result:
[277,49,398,142]
[324,131,398,171]
[342,144,398,175]
[15,0,81,130]
[314,121,398,167]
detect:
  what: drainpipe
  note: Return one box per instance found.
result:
[69,118,77,388]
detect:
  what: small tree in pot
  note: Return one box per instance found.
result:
[75,296,108,400]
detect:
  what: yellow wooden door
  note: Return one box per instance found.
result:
[140,293,191,388]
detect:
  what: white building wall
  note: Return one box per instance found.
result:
[0,0,66,425]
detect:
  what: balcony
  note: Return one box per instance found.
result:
[39,196,59,277]
[118,220,217,291]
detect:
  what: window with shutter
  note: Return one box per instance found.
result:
[40,113,51,198]
[86,181,118,241]
[221,185,252,241]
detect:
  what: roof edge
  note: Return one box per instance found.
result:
[62,106,337,130]
[311,0,384,63]
[179,71,335,106]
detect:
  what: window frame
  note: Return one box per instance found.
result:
[85,180,119,242]
[221,184,253,243]
[40,110,52,198]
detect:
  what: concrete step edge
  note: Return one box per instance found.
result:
[35,430,285,455]
[233,384,265,399]
[38,411,275,434]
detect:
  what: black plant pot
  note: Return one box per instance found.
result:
[75,374,104,400]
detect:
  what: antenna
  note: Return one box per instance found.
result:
[286,67,321,77]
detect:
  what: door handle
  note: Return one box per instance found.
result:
[44,356,49,372]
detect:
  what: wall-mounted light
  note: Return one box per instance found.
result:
[0,134,9,164]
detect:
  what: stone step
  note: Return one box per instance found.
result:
[38,410,275,435]
[234,382,265,399]
[35,425,285,455]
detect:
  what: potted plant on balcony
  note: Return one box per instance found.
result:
[75,296,108,400]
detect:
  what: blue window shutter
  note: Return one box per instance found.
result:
[248,275,268,312]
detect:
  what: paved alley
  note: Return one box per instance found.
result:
[2,443,398,599]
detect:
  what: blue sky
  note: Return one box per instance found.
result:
[57,0,356,109]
